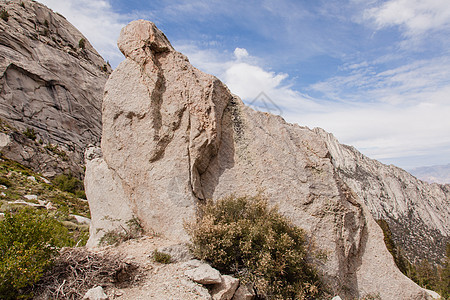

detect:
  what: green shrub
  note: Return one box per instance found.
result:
[377,219,449,298]
[99,217,144,246]
[0,209,73,299]
[52,174,85,198]
[153,250,172,264]
[23,127,36,140]
[0,9,9,22]
[0,176,12,187]
[78,38,86,49]
[185,195,321,299]
[45,144,68,160]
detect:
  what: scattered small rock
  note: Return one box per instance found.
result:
[70,214,91,225]
[46,202,56,210]
[27,175,36,182]
[157,243,193,262]
[232,284,255,300]
[82,286,108,300]
[424,289,441,299]
[8,200,43,207]
[212,275,239,300]
[0,184,7,189]
[332,296,342,300]
[39,176,51,184]
[184,263,222,285]
[0,192,5,197]
[24,194,38,201]
[181,259,202,269]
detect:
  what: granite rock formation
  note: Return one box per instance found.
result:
[0,0,109,178]
[85,20,448,299]
[316,129,450,264]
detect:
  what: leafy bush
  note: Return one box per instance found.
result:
[185,195,321,299]
[78,38,86,49]
[0,176,12,187]
[0,9,9,22]
[52,174,85,199]
[99,217,144,246]
[0,209,73,299]
[153,250,172,264]
[23,127,36,140]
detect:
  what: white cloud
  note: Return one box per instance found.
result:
[179,44,450,168]
[234,48,249,60]
[364,0,450,36]
[39,0,131,67]
[302,56,450,168]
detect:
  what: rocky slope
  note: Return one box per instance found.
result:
[316,130,450,264]
[0,0,109,178]
[84,20,450,299]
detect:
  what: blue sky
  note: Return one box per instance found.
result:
[40,0,450,170]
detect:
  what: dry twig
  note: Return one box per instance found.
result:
[32,247,139,299]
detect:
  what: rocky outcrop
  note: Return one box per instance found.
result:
[316,129,450,264]
[0,0,109,178]
[85,20,442,299]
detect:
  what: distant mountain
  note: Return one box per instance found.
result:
[409,164,450,184]
[0,0,110,178]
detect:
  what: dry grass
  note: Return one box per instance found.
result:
[32,247,141,299]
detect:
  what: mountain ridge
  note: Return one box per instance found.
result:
[409,163,450,185]
[0,0,109,178]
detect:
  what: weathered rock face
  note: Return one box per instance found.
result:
[86,20,442,299]
[316,129,450,264]
[0,0,109,178]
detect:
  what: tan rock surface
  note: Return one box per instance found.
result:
[86,20,439,299]
[0,0,109,177]
[316,128,450,263]
[97,236,211,300]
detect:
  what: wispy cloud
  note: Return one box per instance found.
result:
[39,0,133,67]
[178,42,450,169]
[363,0,450,37]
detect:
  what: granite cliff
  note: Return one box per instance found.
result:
[85,20,449,299]
[0,0,109,178]
[317,130,449,264]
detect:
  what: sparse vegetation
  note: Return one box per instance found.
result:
[23,127,36,140]
[78,38,86,49]
[0,9,9,22]
[0,176,12,187]
[0,209,73,299]
[20,2,25,8]
[99,216,144,246]
[45,143,68,160]
[377,219,449,298]
[186,195,322,299]
[153,250,172,264]
[52,173,85,199]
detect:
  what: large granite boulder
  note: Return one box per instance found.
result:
[85,20,442,299]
